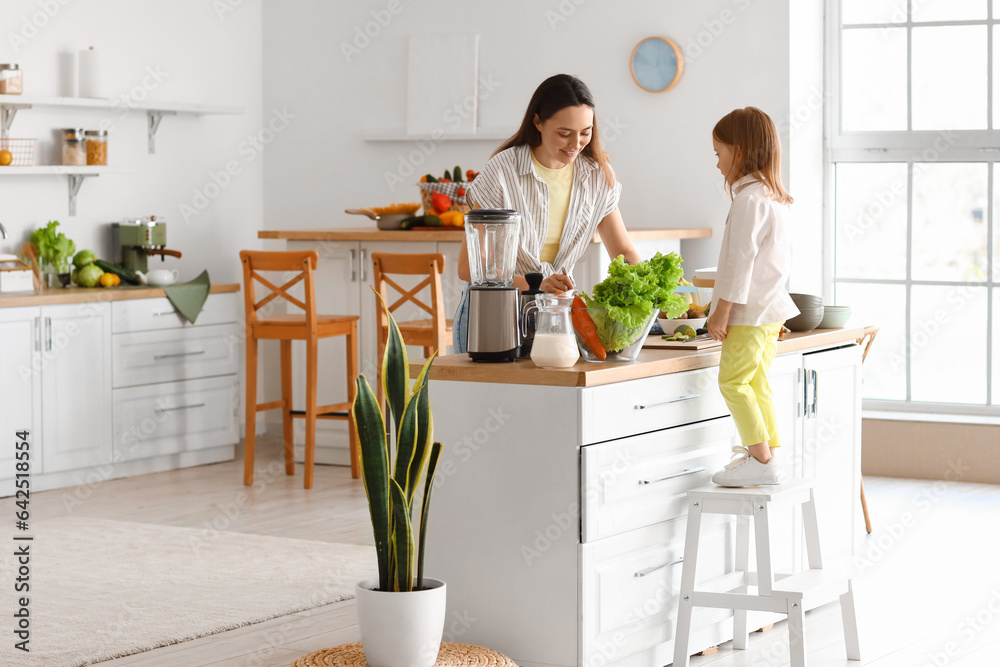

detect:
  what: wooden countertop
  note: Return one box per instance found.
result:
[0,283,239,308]
[418,327,867,388]
[258,227,712,243]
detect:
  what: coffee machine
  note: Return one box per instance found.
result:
[111,216,182,272]
[465,209,521,362]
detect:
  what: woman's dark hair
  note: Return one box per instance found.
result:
[494,74,614,186]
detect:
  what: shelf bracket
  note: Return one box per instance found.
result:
[147,110,176,154]
[1,104,31,137]
[67,173,97,217]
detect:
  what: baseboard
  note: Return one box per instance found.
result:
[261,422,353,467]
[862,419,1000,484]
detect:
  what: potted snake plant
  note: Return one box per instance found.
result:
[351,294,446,667]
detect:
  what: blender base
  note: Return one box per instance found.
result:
[469,349,518,363]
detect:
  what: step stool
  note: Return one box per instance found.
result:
[672,480,861,667]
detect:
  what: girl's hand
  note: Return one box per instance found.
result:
[706,309,728,341]
[541,273,575,293]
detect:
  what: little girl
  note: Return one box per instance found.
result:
[706,107,800,487]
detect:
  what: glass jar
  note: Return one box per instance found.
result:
[528,291,580,369]
[61,128,85,166]
[0,64,22,95]
[85,130,107,165]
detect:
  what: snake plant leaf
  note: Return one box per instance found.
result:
[352,374,391,591]
[392,374,425,504]
[417,442,443,590]
[405,378,433,506]
[390,479,414,592]
[373,287,408,434]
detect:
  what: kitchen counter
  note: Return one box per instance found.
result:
[257,226,712,243]
[0,283,239,308]
[417,326,866,387]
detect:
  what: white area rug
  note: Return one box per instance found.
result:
[0,518,376,666]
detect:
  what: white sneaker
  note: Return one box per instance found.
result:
[712,446,786,487]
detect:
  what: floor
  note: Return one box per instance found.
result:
[31,436,1000,667]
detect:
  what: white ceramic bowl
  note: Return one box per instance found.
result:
[658,317,708,334]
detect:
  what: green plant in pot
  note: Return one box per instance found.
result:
[351,293,446,667]
[30,220,75,287]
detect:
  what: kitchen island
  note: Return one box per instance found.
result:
[421,327,865,667]
[257,225,711,467]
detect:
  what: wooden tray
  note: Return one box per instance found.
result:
[644,336,722,350]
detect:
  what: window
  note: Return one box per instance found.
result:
[829,0,998,414]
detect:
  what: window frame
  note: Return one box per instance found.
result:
[826,0,998,416]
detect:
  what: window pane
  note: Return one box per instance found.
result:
[842,0,906,24]
[993,26,1000,129]
[835,282,906,400]
[842,28,907,131]
[912,163,988,281]
[910,285,988,404]
[912,26,987,130]
[912,0,986,22]
[835,163,908,279]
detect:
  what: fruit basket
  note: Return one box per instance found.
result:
[418,182,469,216]
[0,138,36,166]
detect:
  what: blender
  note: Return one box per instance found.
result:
[465,208,521,362]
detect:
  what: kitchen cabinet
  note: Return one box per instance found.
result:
[422,333,863,667]
[0,286,240,495]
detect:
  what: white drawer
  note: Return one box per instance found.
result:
[580,367,730,445]
[581,418,736,542]
[113,324,239,388]
[112,292,239,333]
[581,515,732,664]
[112,375,238,461]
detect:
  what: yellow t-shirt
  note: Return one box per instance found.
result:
[530,150,574,264]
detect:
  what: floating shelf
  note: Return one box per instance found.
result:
[0,166,132,215]
[0,94,244,153]
[363,126,514,142]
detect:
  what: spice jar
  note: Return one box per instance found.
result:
[0,64,22,95]
[61,128,86,166]
[85,130,107,166]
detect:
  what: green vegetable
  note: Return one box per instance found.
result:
[582,252,687,353]
[453,166,463,183]
[94,259,141,285]
[75,263,104,288]
[30,221,76,273]
[73,249,96,268]
[424,173,437,183]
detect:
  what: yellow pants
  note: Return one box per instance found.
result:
[718,322,784,448]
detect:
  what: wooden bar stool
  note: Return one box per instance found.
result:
[673,480,860,667]
[239,250,360,489]
[370,252,452,401]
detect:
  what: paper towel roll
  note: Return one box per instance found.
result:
[78,46,103,98]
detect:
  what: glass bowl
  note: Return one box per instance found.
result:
[572,307,658,363]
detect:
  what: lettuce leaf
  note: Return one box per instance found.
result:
[582,252,687,352]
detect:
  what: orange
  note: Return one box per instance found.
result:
[0,149,13,166]
[100,272,121,288]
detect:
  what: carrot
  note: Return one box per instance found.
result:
[572,296,607,360]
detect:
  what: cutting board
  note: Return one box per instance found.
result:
[644,336,722,350]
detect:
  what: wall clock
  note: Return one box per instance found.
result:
[629,36,684,93]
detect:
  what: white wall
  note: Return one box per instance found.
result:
[261,0,822,291]
[0,0,264,285]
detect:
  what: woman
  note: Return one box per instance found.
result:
[454,73,640,353]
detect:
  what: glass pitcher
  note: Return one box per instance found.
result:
[525,291,580,368]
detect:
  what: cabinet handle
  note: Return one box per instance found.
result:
[639,466,705,485]
[33,316,40,352]
[349,249,356,282]
[635,394,700,410]
[360,248,368,282]
[153,350,206,361]
[152,309,179,317]
[155,402,206,413]
[799,367,807,417]
[634,557,684,577]
[45,317,52,352]
[810,369,819,417]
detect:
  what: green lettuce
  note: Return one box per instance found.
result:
[582,252,687,353]
[30,220,76,273]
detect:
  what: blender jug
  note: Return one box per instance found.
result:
[464,209,521,362]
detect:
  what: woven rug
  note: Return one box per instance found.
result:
[0,518,375,666]
[292,642,518,667]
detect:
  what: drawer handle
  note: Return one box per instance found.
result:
[152,309,179,317]
[639,466,706,485]
[155,402,206,414]
[153,350,207,361]
[635,394,701,410]
[635,557,684,578]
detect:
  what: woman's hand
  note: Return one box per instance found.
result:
[706,298,733,341]
[541,272,575,293]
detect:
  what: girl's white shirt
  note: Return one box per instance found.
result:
[712,175,800,327]
[464,144,621,278]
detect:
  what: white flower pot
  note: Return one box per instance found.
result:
[355,578,447,667]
